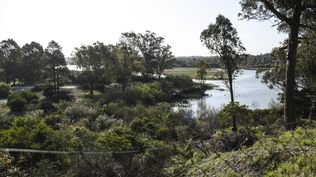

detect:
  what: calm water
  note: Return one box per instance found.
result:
[181,70,280,116]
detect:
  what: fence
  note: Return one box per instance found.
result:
[1,120,315,176]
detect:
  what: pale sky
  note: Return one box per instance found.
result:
[0,0,286,57]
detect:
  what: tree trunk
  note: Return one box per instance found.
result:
[284,23,300,130]
[89,80,94,95]
[309,100,316,120]
[56,71,60,93]
[5,68,10,84]
[227,70,237,132]
[122,77,127,92]
[53,68,56,92]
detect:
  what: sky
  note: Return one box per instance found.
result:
[0,0,287,57]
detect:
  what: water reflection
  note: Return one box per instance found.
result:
[188,70,280,117]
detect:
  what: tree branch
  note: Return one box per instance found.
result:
[261,0,292,25]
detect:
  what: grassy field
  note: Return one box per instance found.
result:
[164,67,223,79]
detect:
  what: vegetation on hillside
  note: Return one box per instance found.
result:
[0,0,315,176]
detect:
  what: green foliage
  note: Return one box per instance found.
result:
[126,82,165,105]
[130,117,156,135]
[28,159,63,177]
[7,90,39,112]
[96,131,133,151]
[217,103,252,128]
[65,104,98,122]
[43,112,62,129]
[217,103,281,130]
[0,39,22,84]
[0,82,11,98]
[73,42,111,94]
[113,39,139,90]
[40,100,56,113]
[196,61,208,83]
[45,40,68,92]
[17,90,39,103]
[155,44,175,79]
[0,117,53,149]
[265,154,316,177]
[122,31,174,80]
[20,42,45,84]
[90,114,122,131]
[42,84,55,97]
[165,75,193,89]
[181,126,316,177]
[7,94,27,112]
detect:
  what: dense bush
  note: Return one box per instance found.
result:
[0,82,12,98]
[43,84,73,102]
[42,84,55,97]
[216,103,281,130]
[40,100,56,113]
[65,104,98,122]
[7,90,39,112]
[90,115,122,131]
[0,117,53,149]
[126,82,166,105]
[181,127,316,177]
[165,75,194,89]
[96,131,133,151]
[18,90,39,103]
[7,95,27,112]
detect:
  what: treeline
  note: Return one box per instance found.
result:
[0,40,69,87]
[174,53,275,68]
[0,31,175,93]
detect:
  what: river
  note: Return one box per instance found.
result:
[178,69,280,116]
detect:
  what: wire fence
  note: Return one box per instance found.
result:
[1,120,315,176]
[0,146,173,177]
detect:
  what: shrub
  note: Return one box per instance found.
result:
[18,90,39,103]
[0,117,52,148]
[130,117,155,134]
[40,100,56,113]
[0,82,12,98]
[7,95,27,112]
[52,91,73,102]
[217,103,253,129]
[7,90,39,112]
[103,103,133,120]
[43,84,55,97]
[65,104,98,122]
[126,82,165,105]
[91,115,122,131]
[166,75,193,89]
[96,131,132,151]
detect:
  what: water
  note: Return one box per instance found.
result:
[180,70,280,116]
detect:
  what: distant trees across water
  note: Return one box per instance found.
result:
[174,53,274,69]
